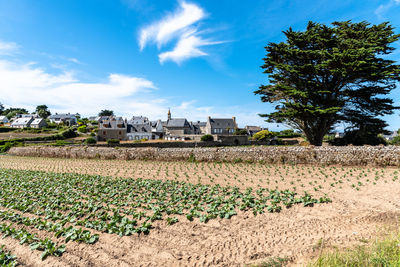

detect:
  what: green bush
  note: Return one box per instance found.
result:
[253,130,274,141]
[0,127,15,133]
[201,134,214,142]
[390,136,400,145]
[277,129,301,138]
[85,137,97,144]
[77,125,87,133]
[53,140,68,146]
[329,130,387,146]
[234,129,248,135]
[107,139,120,145]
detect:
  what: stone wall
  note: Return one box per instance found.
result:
[8,145,400,166]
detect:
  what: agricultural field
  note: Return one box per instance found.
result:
[0,132,54,141]
[0,155,399,266]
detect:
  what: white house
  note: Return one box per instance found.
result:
[11,117,34,128]
[30,118,48,128]
[0,116,8,124]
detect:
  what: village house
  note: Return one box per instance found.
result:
[97,116,127,141]
[205,117,237,135]
[126,116,153,140]
[0,116,9,124]
[150,120,164,139]
[163,110,194,137]
[245,126,268,136]
[48,113,78,126]
[11,116,35,128]
[30,118,48,128]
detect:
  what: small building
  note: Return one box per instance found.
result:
[163,109,194,136]
[48,113,77,126]
[0,116,9,124]
[205,117,237,135]
[11,117,34,128]
[383,131,399,141]
[97,116,127,141]
[192,121,207,135]
[127,124,152,140]
[30,118,48,128]
[245,126,265,136]
[150,120,164,139]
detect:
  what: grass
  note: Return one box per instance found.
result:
[308,229,400,267]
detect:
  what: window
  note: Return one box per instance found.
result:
[103,131,106,135]
[119,131,122,135]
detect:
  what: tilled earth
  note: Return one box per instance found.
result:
[0,155,399,266]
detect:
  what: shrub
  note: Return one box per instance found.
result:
[107,139,120,145]
[234,129,248,135]
[85,137,97,145]
[201,134,214,142]
[77,125,87,133]
[61,128,78,139]
[329,130,387,146]
[253,130,274,141]
[390,136,400,145]
[90,132,95,137]
[53,140,68,146]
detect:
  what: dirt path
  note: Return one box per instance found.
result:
[0,155,399,266]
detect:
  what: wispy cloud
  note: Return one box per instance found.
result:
[138,1,224,64]
[375,0,400,18]
[0,41,19,55]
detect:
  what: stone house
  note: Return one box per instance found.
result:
[150,120,164,139]
[205,117,237,135]
[163,110,194,136]
[192,121,207,135]
[97,116,127,141]
[48,113,78,126]
[30,118,48,128]
[126,116,153,140]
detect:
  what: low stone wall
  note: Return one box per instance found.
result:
[8,145,400,166]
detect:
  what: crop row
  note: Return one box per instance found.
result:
[0,245,17,267]
[0,168,331,228]
[0,223,64,260]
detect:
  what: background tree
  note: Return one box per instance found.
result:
[0,103,4,115]
[2,107,29,120]
[98,110,114,116]
[35,105,51,119]
[255,21,400,146]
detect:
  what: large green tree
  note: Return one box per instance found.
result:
[98,110,114,116]
[255,21,400,146]
[35,105,51,119]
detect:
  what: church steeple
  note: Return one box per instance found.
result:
[168,108,171,120]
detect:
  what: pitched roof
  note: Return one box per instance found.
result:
[208,118,235,129]
[48,114,77,120]
[11,117,33,126]
[129,124,151,133]
[100,116,126,129]
[192,121,206,127]
[30,118,46,125]
[166,118,191,128]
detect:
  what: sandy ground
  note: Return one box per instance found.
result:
[0,155,399,266]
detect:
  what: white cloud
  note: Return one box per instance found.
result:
[0,59,167,117]
[0,41,19,55]
[138,1,224,64]
[375,0,400,18]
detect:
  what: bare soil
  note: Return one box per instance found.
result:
[0,155,399,266]
[0,132,54,140]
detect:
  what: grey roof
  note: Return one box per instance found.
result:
[208,118,235,129]
[11,117,34,126]
[192,121,206,127]
[48,113,77,120]
[166,118,191,128]
[30,118,46,125]
[100,116,126,129]
[245,126,262,131]
[129,124,151,133]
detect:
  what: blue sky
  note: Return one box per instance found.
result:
[0,0,399,130]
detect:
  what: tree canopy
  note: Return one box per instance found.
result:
[2,107,29,120]
[35,105,51,119]
[98,110,114,116]
[255,21,400,146]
